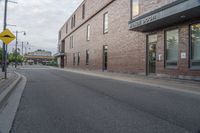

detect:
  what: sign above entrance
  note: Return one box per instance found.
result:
[129,13,161,30]
[0,29,16,45]
[129,0,200,32]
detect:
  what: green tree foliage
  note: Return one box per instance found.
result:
[8,52,24,63]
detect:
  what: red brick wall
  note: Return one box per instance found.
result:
[156,23,200,77]
[58,0,200,78]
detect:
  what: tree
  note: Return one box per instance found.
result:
[8,53,15,62]
[8,52,24,63]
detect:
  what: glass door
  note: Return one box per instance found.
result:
[147,34,157,74]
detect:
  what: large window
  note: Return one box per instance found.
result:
[61,40,65,53]
[66,23,68,33]
[73,53,76,66]
[131,0,139,18]
[69,36,73,49]
[87,24,90,41]
[103,12,108,34]
[71,17,73,29]
[59,31,61,40]
[77,52,80,65]
[86,50,89,65]
[191,23,200,68]
[165,29,179,68]
[82,3,85,19]
[71,14,76,29]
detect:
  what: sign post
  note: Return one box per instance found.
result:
[0,29,16,79]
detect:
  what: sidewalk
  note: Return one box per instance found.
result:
[0,67,21,106]
[52,67,200,94]
[0,71,17,95]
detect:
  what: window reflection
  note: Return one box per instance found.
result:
[132,0,139,18]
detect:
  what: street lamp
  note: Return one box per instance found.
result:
[21,41,29,56]
[15,31,26,68]
[25,42,29,55]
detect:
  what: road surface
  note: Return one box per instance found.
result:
[11,66,200,133]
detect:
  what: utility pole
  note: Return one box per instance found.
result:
[15,31,18,68]
[2,0,8,79]
[21,41,24,56]
[14,31,26,68]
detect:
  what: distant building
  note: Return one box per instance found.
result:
[24,49,54,65]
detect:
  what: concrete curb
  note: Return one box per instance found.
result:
[0,73,27,133]
[51,67,200,96]
[0,72,22,106]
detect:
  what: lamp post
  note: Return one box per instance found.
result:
[25,42,29,55]
[21,41,23,56]
[1,0,8,79]
[15,31,26,68]
[21,41,29,56]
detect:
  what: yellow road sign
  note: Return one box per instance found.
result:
[0,29,16,45]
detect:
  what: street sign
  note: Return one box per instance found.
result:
[0,29,16,45]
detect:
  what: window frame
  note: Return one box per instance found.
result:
[82,3,85,19]
[189,22,200,70]
[73,14,76,27]
[87,24,91,41]
[71,17,74,29]
[164,28,180,69]
[71,14,76,29]
[66,53,68,65]
[69,36,74,49]
[66,22,68,34]
[77,52,80,66]
[103,12,109,34]
[61,40,65,53]
[59,31,61,40]
[86,50,89,65]
[73,53,76,66]
[130,0,139,20]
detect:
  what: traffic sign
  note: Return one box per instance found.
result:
[0,29,16,45]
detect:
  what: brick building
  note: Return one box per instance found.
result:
[56,0,200,80]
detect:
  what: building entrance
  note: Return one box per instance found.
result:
[61,56,64,68]
[103,45,108,71]
[147,34,157,74]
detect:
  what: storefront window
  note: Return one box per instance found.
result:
[191,23,200,68]
[132,0,139,18]
[165,29,179,67]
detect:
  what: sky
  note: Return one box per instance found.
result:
[0,0,83,54]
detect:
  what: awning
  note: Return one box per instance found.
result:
[54,52,65,57]
[129,0,200,32]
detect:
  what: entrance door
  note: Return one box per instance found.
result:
[103,45,108,71]
[147,34,157,74]
[61,56,64,68]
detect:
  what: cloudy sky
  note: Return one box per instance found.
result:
[0,0,83,54]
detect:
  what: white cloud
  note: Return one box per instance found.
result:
[0,0,83,54]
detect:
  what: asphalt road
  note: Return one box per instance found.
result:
[11,66,200,133]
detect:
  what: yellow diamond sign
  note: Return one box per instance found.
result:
[0,29,16,45]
